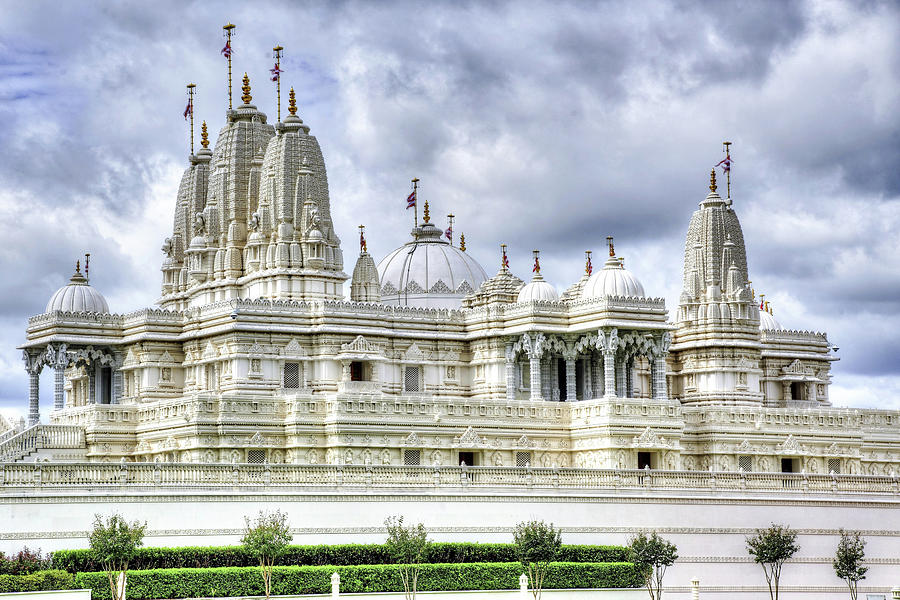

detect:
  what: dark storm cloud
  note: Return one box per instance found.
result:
[0,0,898,418]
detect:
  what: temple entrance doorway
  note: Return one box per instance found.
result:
[459,451,476,467]
[637,451,653,470]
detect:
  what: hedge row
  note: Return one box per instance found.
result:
[0,570,75,593]
[52,542,630,572]
[75,562,642,600]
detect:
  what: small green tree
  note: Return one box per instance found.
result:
[513,520,562,600]
[628,531,678,600]
[746,523,800,600]
[833,529,867,600]
[88,513,146,600]
[241,510,293,600]
[384,515,430,600]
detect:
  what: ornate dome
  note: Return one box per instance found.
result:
[46,265,110,314]
[517,275,558,303]
[377,222,488,309]
[581,256,646,299]
[759,309,782,330]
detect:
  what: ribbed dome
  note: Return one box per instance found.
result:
[377,223,488,309]
[46,268,110,313]
[581,257,646,299]
[759,310,782,330]
[517,274,558,303]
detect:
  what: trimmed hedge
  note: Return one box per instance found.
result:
[52,542,629,573]
[75,562,642,600]
[0,570,75,593]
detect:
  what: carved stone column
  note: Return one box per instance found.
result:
[564,351,577,402]
[551,357,560,401]
[541,357,552,400]
[111,352,124,405]
[593,355,604,397]
[625,357,634,398]
[615,356,625,398]
[603,352,615,398]
[584,359,593,400]
[505,343,516,402]
[652,356,668,400]
[23,351,42,426]
[529,355,542,401]
[88,364,97,405]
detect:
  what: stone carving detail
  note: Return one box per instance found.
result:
[454,427,484,447]
[778,435,803,454]
[341,335,380,354]
[404,432,421,446]
[516,434,531,448]
[632,427,671,449]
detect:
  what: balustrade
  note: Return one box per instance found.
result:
[2,462,897,496]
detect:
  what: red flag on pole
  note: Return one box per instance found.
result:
[270,63,283,81]
[406,190,416,209]
[221,41,233,58]
[183,99,193,120]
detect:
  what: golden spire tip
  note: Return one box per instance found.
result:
[201,121,209,148]
[460,233,466,252]
[288,87,297,116]
[423,199,430,223]
[709,169,717,192]
[241,72,252,104]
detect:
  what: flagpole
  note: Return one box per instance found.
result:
[447,213,454,246]
[273,45,283,122]
[186,83,196,155]
[723,141,732,202]
[223,23,236,110]
[411,177,419,228]
[358,224,366,253]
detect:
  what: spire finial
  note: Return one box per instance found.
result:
[288,87,298,116]
[532,250,541,275]
[585,250,592,275]
[709,168,717,192]
[358,224,366,253]
[75,259,81,274]
[422,199,430,223]
[460,233,466,252]
[606,236,615,257]
[500,243,509,272]
[201,121,209,148]
[241,72,252,104]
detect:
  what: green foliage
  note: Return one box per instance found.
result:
[384,515,431,600]
[50,542,630,573]
[833,529,867,600]
[628,531,678,600]
[241,510,293,600]
[513,520,562,600]
[74,562,642,600]
[0,570,74,592]
[746,523,800,600]
[88,513,147,600]
[0,547,51,575]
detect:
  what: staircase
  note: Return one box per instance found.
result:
[0,425,86,463]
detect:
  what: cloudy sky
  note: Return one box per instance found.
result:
[0,0,898,422]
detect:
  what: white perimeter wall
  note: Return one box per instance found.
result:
[2,487,898,599]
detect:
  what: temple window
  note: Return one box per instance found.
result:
[404,449,421,466]
[516,451,532,467]
[738,455,752,472]
[350,361,366,381]
[283,362,301,389]
[403,366,421,392]
[828,458,841,474]
[247,449,266,464]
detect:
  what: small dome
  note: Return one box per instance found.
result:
[581,256,646,299]
[377,222,488,309]
[46,267,110,314]
[759,310,782,330]
[517,274,558,303]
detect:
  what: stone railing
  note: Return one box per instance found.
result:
[1,463,897,495]
[0,425,86,462]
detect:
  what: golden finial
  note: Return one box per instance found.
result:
[288,87,298,116]
[585,250,592,275]
[709,168,717,192]
[241,72,252,104]
[532,250,541,275]
[460,233,466,252]
[75,259,81,273]
[423,199,430,223]
[200,121,209,148]
[606,236,615,257]
[500,243,509,271]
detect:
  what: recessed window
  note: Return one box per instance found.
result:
[516,451,532,467]
[404,449,421,466]
[404,366,421,392]
[828,458,841,474]
[738,455,752,472]
[247,449,266,464]
[350,361,365,381]
[283,362,300,389]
